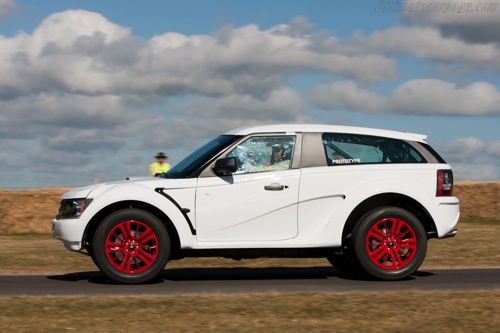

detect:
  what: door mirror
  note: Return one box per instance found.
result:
[213,157,237,175]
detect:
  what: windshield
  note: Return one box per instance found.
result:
[164,135,239,178]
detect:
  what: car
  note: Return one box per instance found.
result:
[52,124,459,284]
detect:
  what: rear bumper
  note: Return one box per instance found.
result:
[435,197,460,238]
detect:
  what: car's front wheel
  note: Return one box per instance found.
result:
[352,207,427,280]
[93,209,170,284]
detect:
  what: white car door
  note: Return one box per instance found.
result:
[195,135,300,242]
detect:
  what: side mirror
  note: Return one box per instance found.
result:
[213,157,237,175]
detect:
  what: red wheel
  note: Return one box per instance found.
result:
[353,207,427,280]
[365,218,417,270]
[105,220,159,274]
[93,209,170,284]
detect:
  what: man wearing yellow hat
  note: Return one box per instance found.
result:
[149,152,171,177]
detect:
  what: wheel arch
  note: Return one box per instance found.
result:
[82,200,182,259]
[341,193,437,246]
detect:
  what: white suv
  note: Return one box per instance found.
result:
[53,124,459,284]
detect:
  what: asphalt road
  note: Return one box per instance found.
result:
[0,267,499,296]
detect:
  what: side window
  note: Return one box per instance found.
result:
[227,135,296,174]
[322,133,425,165]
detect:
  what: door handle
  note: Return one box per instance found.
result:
[264,183,288,191]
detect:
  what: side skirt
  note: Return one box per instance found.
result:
[173,247,341,260]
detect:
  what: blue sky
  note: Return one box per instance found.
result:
[2,1,400,37]
[1,0,499,188]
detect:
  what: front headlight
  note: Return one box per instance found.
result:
[56,198,93,219]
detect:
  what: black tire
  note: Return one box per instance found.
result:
[326,254,364,277]
[352,207,427,281]
[93,209,170,284]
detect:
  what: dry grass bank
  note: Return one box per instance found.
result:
[0,188,69,234]
[453,182,500,218]
[0,182,498,234]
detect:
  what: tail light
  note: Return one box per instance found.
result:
[437,170,453,196]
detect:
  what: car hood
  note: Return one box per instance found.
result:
[60,177,191,199]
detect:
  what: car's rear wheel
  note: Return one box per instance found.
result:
[352,207,427,280]
[93,209,170,284]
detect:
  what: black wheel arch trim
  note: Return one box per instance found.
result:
[155,187,196,235]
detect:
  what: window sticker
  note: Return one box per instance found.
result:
[333,158,361,164]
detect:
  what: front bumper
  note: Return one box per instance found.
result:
[440,228,458,239]
[52,218,85,251]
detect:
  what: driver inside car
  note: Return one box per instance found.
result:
[240,143,291,173]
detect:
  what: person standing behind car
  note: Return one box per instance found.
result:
[149,152,171,177]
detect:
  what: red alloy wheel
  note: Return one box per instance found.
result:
[365,218,417,270]
[105,220,159,274]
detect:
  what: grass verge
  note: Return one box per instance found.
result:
[1,291,499,332]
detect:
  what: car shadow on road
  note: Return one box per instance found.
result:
[46,266,435,285]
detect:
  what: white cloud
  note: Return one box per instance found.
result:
[0,93,144,139]
[344,2,500,71]
[401,0,500,44]
[0,0,17,19]
[33,9,130,48]
[1,9,500,186]
[439,137,500,164]
[486,140,500,158]
[139,87,310,151]
[175,87,305,121]
[452,163,499,181]
[0,10,397,101]
[437,137,500,180]
[311,79,500,116]
[348,25,500,69]
[0,10,134,97]
[438,137,486,163]
[0,10,400,187]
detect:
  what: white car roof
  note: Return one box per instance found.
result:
[225,124,428,142]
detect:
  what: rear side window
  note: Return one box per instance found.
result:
[322,133,426,165]
[418,142,446,164]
